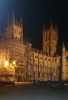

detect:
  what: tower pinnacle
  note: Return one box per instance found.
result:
[11,10,15,25]
[63,42,65,48]
[20,15,22,27]
[50,19,53,29]
[7,14,10,26]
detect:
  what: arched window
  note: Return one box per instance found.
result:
[38,71,40,78]
[15,37,19,41]
[48,33,49,40]
[49,32,50,40]
[15,30,16,33]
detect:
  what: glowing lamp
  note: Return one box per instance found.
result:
[13,61,16,65]
[4,61,9,67]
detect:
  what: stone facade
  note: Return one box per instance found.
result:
[31,48,61,81]
[62,43,68,81]
[0,12,25,82]
[0,12,68,81]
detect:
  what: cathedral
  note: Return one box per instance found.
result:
[0,12,68,82]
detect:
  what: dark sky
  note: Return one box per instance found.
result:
[0,0,68,54]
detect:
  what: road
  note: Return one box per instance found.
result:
[0,82,68,100]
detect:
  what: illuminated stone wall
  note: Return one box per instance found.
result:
[31,48,61,81]
[0,12,25,81]
[0,12,68,82]
[62,43,68,81]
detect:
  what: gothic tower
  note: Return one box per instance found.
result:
[42,21,58,56]
[3,11,23,42]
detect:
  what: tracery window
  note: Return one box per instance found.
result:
[15,37,19,41]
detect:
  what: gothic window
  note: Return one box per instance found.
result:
[45,47,46,52]
[15,30,16,33]
[35,64,37,67]
[46,46,49,55]
[47,33,49,40]
[46,32,50,40]
[15,37,19,41]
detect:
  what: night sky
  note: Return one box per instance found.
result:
[0,0,68,54]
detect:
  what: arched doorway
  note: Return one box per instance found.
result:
[18,76,22,82]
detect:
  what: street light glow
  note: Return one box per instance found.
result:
[4,61,9,67]
[13,61,16,65]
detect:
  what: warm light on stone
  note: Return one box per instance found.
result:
[4,61,9,67]
[13,61,16,65]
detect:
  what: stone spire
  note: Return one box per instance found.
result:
[50,19,53,29]
[7,14,10,26]
[62,42,66,55]
[16,18,18,26]
[11,10,15,25]
[43,23,46,33]
[54,23,58,32]
[4,26,5,33]
[0,22,1,40]
[63,42,65,48]
[20,15,22,27]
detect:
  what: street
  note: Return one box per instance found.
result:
[0,82,68,100]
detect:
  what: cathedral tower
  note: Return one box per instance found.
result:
[42,21,58,56]
[3,11,23,42]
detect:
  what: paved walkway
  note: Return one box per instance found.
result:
[0,82,68,100]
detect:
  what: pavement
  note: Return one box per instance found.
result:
[0,82,68,100]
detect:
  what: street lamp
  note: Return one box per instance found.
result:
[13,61,16,65]
[4,61,9,67]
